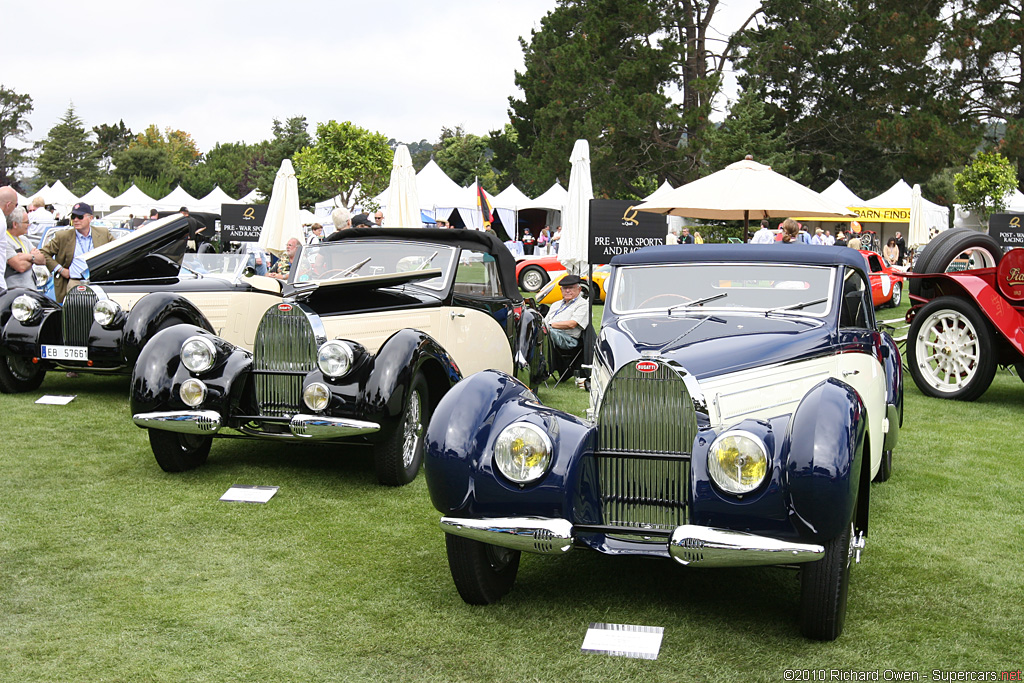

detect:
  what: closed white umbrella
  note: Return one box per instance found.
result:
[385,144,421,228]
[909,183,928,249]
[258,159,303,258]
[636,157,856,239]
[558,139,593,275]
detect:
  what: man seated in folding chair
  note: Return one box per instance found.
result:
[544,274,590,383]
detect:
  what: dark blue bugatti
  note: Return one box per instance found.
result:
[424,244,903,640]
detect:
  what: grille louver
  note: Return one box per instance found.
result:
[253,305,320,417]
[62,286,97,347]
[596,361,698,530]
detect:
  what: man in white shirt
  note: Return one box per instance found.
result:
[751,219,776,244]
[0,185,18,292]
[28,196,55,224]
[544,274,589,350]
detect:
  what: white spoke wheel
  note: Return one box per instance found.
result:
[907,297,996,401]
[888,281,901,308]
[374,373,429,486]
[519,266,548,292]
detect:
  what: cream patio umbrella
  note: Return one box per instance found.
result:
[258,159,304,258]
[557,139,594,275]
[909,183,928,250]
[636,157,857,241]
[385,144,421,227]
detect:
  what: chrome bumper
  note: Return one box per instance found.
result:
[133,410,222,435]
[132,411,379,439]
[440,516,825,567]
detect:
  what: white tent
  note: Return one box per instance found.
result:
[860,179,949,239]
[522,182,568,213]
[953,188,1024,231]
[157,185,201,211]
[238,188,264,204]
[111,184,156,211]
[77,185,118,214]
[643,181,685,235]
[44,180,80,209]
[198,186,238,213]
[820,178,864,206]
[494,184,533,210]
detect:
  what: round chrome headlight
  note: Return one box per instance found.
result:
[707,430,769,495]
[179,378,207,407]
[12,294,40,323]
[494,422,553,484]
[317,340,353,378]
[180,336,217,374]
[303,382,330,411]
[93,298,122,326]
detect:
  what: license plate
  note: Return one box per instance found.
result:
[41,345,89,361]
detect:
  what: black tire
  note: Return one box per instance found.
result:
[800,515,854,640]
[519,265,548,292]
[0,354,46,394]
[888,281,901,308]
[873,449,892,483]
[909,229,1002,297]
[906,296,997,401]
[149,429,212,472]
[445,533,521,605]
[373,373,429,486]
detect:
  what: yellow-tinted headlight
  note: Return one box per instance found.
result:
[303,382,330,411]
[179,378,207,407]
[494,422,553,484]
[707,431,769,495]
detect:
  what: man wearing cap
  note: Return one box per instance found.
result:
[544,274,589,351]
[351,213,376,228]
[41,201,114,303]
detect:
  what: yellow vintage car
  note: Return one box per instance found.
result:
[534,264,610,304]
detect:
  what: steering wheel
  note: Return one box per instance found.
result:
[638,293,692,309]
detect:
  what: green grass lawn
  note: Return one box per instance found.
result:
[1,297,1022,681]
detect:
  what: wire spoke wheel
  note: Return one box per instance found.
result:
[401,389,423,469]
[907,297,996,401]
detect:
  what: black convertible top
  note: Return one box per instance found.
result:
[326,227,521,300]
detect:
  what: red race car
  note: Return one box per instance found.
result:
[515,256,566,292]
[859,250,904,308]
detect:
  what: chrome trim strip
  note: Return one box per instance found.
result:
[440,517,574,554]
[669,525,824,567]
[289,414,380,438]
[132,410,222,434]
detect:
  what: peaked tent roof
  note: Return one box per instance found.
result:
[522,182,568,212]
[199,185,237,208]
[494,184,533,210]
[238,188,264,204]
[862,179,948,213]
[642,180,676,203]
[77,185,118,212]
[27,184,52,204]
[414,160,467,208]
[111,184,156,207]
[157,185,201,210]
[820,178,864,206]
[45,180,80,207]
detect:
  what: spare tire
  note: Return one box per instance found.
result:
[909,229,1002,297]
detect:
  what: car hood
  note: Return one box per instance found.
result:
[85,215,190,282]
[601,312,833,379]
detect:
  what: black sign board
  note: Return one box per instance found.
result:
[988,213,1024,249]
[588,200,666,263]
[221,203,268,242]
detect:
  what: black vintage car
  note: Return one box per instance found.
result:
[130,228,554,486]
[0,215,284,393]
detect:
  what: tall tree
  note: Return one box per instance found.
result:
[702,89,793,175]
[737,0,979,195]
[93,120,133,174]
[433,126,498,191]
[942,1,1024,186]
[185,141,260,200]
[254,116,314,204]
[293,120,391,209]
[36,103,100,194]
[954,150,1018,224]
[0,85,34,190]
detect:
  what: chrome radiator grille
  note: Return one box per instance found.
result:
[253,305,319,417]
[596,361,697,529]
[62,286,96,347]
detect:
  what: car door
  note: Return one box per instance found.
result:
[442,249,515,377]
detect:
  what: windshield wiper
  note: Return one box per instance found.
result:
[416,251,439,270]
[667,293,728,313]
[339,257,371,278]
[765,297,827,315]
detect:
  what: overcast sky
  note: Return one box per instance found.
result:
[2,0,761,155]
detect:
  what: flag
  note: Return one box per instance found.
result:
[476,178,510,241]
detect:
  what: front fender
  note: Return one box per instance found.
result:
[0,288,62,354]
[424,369,595,518]
[123,292,214,364]
[784,378,866,541]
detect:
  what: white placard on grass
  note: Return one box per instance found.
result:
[581,622,664,660]
[220,485,279,503]
[35,395,76,405]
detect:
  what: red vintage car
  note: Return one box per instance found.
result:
[859,250,904,308]
[905,228,1019,401]
[514,256,565,292]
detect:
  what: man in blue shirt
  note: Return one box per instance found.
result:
[41,202,114,302]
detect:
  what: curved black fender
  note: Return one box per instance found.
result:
[784,378,867,542]
[359,328,462,441]
[122,292,214,365]
[515,305,550,388]
[0,288,62,354]
[424,369,596,518]
[130,324,250,418]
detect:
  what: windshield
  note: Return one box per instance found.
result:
[611,263,835,316]
[291,240,457,290]
[180,253,250,280]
